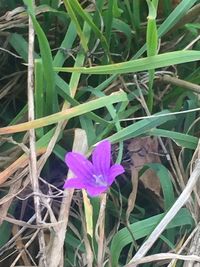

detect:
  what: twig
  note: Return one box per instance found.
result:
[96,193,107,267]
[0,47,22,58]
[120,107,200,121]
[160,75,200,94]
[125,169,139,252]
[184,34,200,50]
[27,3,47,266]
[125,253,200,266]
[127,158,200,265]
[167,223,199,267]
[11,228,38,267]
[0,215,62,229]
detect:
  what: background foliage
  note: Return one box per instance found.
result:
[0,0,200,266]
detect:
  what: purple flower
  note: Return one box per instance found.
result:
[63,140,124,197]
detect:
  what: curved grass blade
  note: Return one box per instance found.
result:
[112,18,132,50]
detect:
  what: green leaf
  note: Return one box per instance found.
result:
[108,110,175,143]
[35,59,44,137]
[158,0,197,36]
[145,163,176,243]
[55,50,200,75]
[149,128,198,149]
[63,0,109,54]
[62,0,88,52]
[145,163,175,211]
[146,0,158,111]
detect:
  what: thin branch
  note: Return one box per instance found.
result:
[27,3,47,266]
[120,107,200,122]
[167,223,199,267]
[125,253,200,266]
[96,193,107,267]
[161,75,200,94]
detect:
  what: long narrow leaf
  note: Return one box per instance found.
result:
[149,128,198,149]
[0,92,127,134]
[108,110,175,143]
[55,50,200,75]
[63,0,88,52]
[64,0,109,55]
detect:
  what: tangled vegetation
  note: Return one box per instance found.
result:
[0,1,200,266]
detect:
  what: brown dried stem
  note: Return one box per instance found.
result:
[161,75,200,94]
[96,193,107,267]
[125,253,200,266]
[27,3,46,266]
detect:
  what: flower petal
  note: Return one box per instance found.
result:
[107,164,125,185]
[86,185,108,197]
[92,140,111,176]
[63,177,86,189]
[65,152,93,179]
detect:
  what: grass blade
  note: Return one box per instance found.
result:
[55,50,200,74]
[108,110,175,143]
[149,128,198,149]
[0,91,127,134]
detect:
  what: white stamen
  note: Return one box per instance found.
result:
[93,174,107,186]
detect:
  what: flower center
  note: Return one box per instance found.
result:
[92,174,107,186]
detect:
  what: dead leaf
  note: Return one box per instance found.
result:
[128,137,161,197]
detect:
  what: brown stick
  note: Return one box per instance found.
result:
[161,75,200,94]
[27,4,47,266]
[125,253,200,266]
[97,193,107,267]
